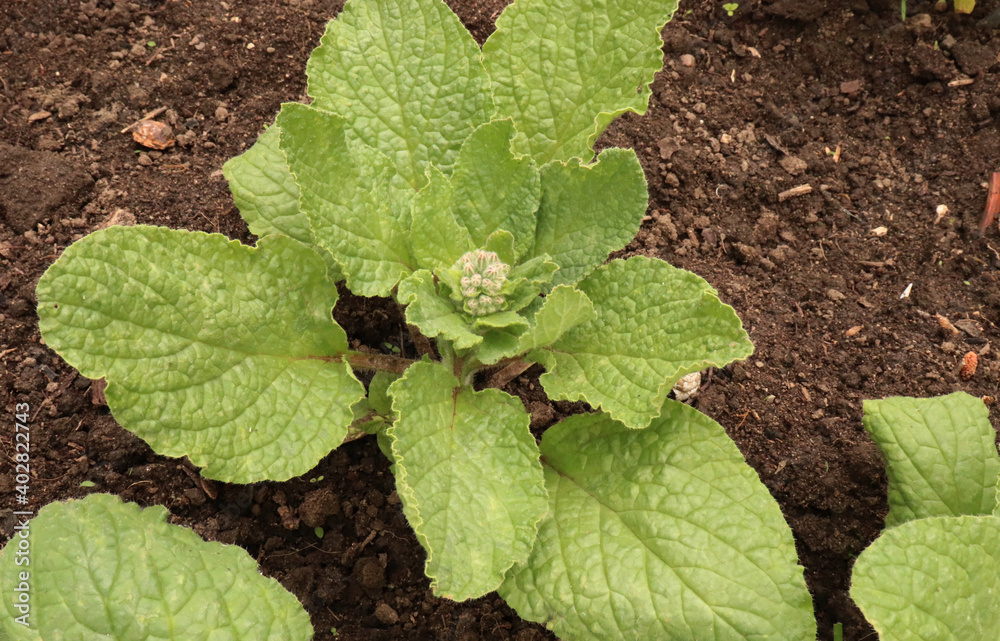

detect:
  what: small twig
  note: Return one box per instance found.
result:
[488,360,533,389]
[145,38,176,66]
[120,106,167,133]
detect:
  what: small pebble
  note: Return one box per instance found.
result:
[215,106,229,120]
[374,603,398,625]
[680,54,695,67]
[137,153,153,166]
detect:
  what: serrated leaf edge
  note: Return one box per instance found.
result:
[535,292,753,428]
[36,226,360,482]
[581,5,681,161]
[386,362,547,600]
[276,102,416,296]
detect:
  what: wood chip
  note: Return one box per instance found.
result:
[935,313,961,335]
[845,325,863,337]
[778,184,813,201]
[28,110,52,122]
[948,77,974,87]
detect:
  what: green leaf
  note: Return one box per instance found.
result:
[529,149,648,290]
[484,229,518,267]
[277,102,415,296]
[36,226,364,483]
[223,124,310,244]
[506,254,560,310]
[223,124,344,281]
[367,371,398,416]
[0,494,312,640]
[500,402,816,641]
[450,120,540,257]
[483,0,679,163]
[409,167,473,270]
[862,392,1000,527]
[388,360,547,600]
[472,311,529,333]
[517,285,595,352]
[851,515,1000,641]
[306,0,495,189]
[535,256,753,429]
[397,270,482,350]
[475,327,527,365]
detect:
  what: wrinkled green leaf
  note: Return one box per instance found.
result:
[223,124,309,244]
[863,392,1000,527]
[484,0,679,162]
[388,360,547,600]
[0,494,312,640]
[37,226,363,483]
[450,120,540,257]
[529,149,648,290]
[277,102,415,296]
[223,124,343,281]
[535,256,753,429]
[517,285,595,352]
[398,270,482,351]
[851,515,1000,641]
[306,0,494,188]
[409,167,473,270]
[500,402,816,641]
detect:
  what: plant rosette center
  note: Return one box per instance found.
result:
[457,249,510,315]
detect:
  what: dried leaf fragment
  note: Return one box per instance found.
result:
[131,120,175,150]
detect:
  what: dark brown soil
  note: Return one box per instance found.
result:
[3,0,1000,639]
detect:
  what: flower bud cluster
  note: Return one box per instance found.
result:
[456,249,510,316]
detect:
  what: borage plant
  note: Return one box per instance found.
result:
[33,0,817,638]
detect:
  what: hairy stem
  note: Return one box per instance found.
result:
[407,323,436,359]
[346,351,417,374]
[487,359,533,390]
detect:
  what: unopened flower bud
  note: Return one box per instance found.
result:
[452,248,512,316]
